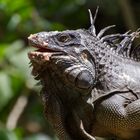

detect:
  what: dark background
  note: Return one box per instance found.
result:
[0,0,140,140]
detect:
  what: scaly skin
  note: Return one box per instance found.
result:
[28,10,140,140]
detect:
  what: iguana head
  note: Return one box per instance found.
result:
[28,29,93,57]
[28,29,96,96]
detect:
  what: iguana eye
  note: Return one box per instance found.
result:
[57,34,71,43]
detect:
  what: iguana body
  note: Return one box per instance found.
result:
[28,9,140,140]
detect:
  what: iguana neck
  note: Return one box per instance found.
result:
[89,38,140,91]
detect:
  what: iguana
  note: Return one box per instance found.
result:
[28,8,140,140]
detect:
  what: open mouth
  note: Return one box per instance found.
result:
[28,34,64,61]
[28,46,60,77]
[28,34,67,77]
[28,47,64,63]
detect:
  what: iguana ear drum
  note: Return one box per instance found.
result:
[75,69,94,89]
[66,66,94,89]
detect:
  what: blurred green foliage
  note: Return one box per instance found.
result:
[0,0,139,140]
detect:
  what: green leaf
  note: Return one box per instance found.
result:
[3,40,36,90]
[8,47,36,88]
[0,128,18,140]
[4,40,24,58]
[7,14,21,31]
[0,44,8,58]
[0,72,13,110]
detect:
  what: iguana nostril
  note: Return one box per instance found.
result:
[43,42,48,47]
[28,34,37,40]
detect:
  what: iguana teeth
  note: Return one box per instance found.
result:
[28,51,54,61]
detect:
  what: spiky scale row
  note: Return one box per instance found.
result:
[89,8,140,61]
